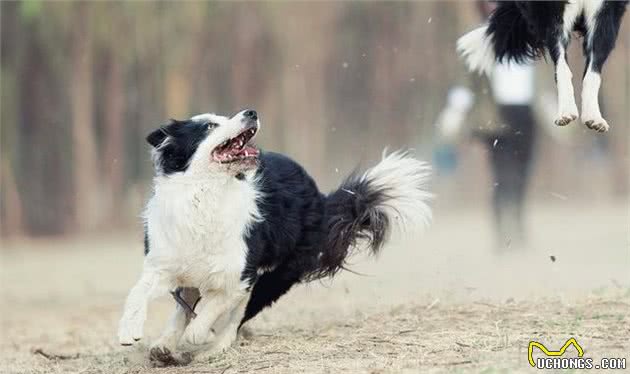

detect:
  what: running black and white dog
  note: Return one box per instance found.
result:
[118,109,432,365]
[457,0,627,132]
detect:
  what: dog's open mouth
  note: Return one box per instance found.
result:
[212,125,259,164]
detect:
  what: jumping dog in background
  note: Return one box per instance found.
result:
[458,0,627,132]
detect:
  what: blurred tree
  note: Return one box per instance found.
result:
[70,3,102,230]
[0,1,627,238]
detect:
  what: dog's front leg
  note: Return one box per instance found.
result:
[149,288,200,367]
[180,290,247,349]
[207,296,249,354]
[118,266,169,345]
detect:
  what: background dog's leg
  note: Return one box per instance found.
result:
[582,63,606,132]
[149,288,200,367]
[118,267,168,345]
[581,3,625,133]
[180,290,246,348]
[548,32,578,127]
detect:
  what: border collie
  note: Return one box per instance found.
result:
[118,109,432,365]
[457,0,627,132]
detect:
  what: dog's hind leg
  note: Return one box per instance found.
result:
[118,266,171,345]
[544,1,585,127]
[548,30,579,127]
[581,2,626,133]
[149,287,200,367]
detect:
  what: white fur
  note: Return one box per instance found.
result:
[150,288,198,354]
[564,0,605,44]
[180,290,246,347]
[554,1,583,125]
[580,0,609,132]
[457,25,495,76]
[118,267,165,344]
[581,68,602,119]
[181,294,249,354]
[361,150,433,233]
[152,308,188,350]
[119,110,261,347]
[552,0,609,128]
[561,0,584,38]
[206,297,249,354]
[553,44,579,126]
[581,69,608,131]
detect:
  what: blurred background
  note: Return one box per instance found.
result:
[1,1,628,238]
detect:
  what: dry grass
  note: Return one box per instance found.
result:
[2,203,629,373]
[2,293,629,374]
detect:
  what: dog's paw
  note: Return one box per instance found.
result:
[118,330,142,346]
[118,317,144,346]
[149,346,173,366]
[149,346,193,367]
[583,117,609,133]
[554,112,577,127]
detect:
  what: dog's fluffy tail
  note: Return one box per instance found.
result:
[457,2,543,75]
[313,150,432,279]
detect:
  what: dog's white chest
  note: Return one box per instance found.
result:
[144,176,260,290]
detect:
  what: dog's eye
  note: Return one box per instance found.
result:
[207,122,219,129]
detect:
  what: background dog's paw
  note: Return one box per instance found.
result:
[583,117,609,133]
[554,113,577,127]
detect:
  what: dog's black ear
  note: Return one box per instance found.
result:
[146,127,169,147]
[147,119,183,147]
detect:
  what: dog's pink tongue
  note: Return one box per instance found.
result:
[241,145,259,155]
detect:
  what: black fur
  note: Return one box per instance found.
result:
[240,152,391,325]
[146,119,217,175]
[319,174,389,279]
[587,1,628,73]
[143,223,150,255]
[486,1,627,72]
[486,1,554,65]
[142,120,420,329]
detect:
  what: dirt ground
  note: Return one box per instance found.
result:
[1,201,629,373]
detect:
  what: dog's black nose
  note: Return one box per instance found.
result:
[243,110,258,120]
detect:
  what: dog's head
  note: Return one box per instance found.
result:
[146,109,260,177]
